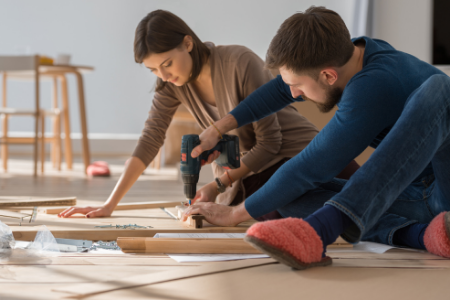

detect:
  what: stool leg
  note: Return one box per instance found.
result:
[55,112,62,171]
[1,114,8,172]
[60,75,73,170]
[1,73,8,172]
[74,71,90,174]
[41,111,45,173]
[51,77,58,169]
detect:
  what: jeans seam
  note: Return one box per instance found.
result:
[326,200,365,232]
[359,98,450,223]
[388,220,418,246]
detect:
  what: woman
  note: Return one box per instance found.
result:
[59,10,357,219]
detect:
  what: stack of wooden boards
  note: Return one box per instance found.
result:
[6,199,352,254]
[0,196,76,224]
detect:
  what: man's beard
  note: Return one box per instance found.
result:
[303,85,343,113]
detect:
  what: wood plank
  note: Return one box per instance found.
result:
[0,209,31,219]
[10,207,254,241]
[176,205,206,228]
[12,227,249,241]
[0,196,76,208]
[117,238,262,254]
[39,201,181,214]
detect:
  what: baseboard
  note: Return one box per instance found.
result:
[3,132,141,157]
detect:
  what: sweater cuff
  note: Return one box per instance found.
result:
[229,101,257,128]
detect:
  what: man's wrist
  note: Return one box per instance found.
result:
[231,203,252,224]
[215,114,238,134]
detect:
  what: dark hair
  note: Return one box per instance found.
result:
[134,10,210,91]
[266,6,354,79]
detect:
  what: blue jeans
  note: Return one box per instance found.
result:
[278,175,440,246]
[324,74,450,244]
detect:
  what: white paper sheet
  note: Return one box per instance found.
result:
[153,233,247,239]
[326,241,421,254]
[153,232,269,262]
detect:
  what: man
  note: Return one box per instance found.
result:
[183,6,450,269]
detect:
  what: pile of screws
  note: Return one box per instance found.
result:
[90,241,121,251]
[94,224,153,229]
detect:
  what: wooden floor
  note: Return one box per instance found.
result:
[1,157,449,300]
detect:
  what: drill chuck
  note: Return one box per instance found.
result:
[182,174,199,200]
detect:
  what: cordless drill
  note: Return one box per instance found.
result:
[180,134,240,205]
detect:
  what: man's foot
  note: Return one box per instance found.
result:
[244,218,332,270]
[424,211,450,258]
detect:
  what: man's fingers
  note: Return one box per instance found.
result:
[191,145,204,158]
[182,205,202,221]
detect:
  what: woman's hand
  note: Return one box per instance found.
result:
[200,150,221,166]
[58,205,113,218]
[192,181,219,204]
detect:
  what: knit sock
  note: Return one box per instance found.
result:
[304,205,354,257]
[393,223,428,250]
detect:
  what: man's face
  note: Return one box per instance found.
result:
[279,66,343,113]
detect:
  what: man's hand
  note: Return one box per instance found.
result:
[58,206,113,218]
[191,115,238,159]
[181,202,251,227]
[191,126,221,159]
[192,181,219,204]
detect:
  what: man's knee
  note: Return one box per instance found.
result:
[405,74,450,110]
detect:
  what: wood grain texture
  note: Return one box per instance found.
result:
[118,238,262,254]
[10,207,253,241]
[0,196,76,208]
[39,201,181,214]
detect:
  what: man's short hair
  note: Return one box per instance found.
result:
[266,6,354,78]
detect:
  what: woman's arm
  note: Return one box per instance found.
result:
[59,87,181,218]
[58,157,146,218]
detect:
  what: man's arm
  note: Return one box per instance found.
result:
[192,76,299,158]
[242,74,404,218]
[230,75,301,127]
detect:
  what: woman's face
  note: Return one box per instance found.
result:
[143,36,194,86]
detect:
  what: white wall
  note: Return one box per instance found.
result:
[0,0,356,154]
[371,0,433,63]
[3,0,436,155]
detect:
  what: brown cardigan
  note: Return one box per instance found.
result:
[132,43,319,205]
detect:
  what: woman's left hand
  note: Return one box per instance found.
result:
[192,181,219,204]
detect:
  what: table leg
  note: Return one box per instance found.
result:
[60,75,73,170]
[74,71,90,174]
